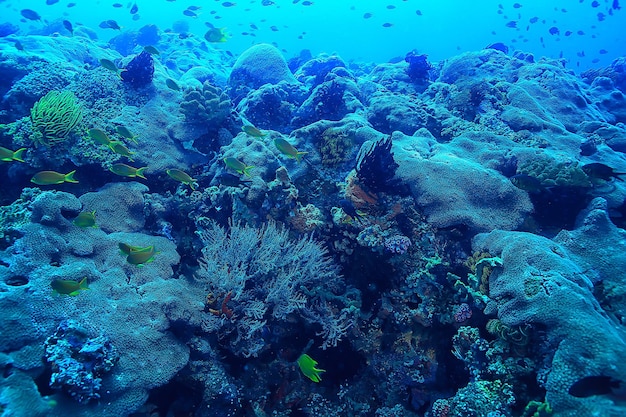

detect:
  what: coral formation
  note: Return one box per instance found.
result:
[180,81,231,127]
[121,51,154,88]
[29,90,82,146]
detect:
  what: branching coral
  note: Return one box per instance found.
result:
[30,90,83,146]
[180,81,232,127]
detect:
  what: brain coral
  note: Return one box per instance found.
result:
[180,81,232,127]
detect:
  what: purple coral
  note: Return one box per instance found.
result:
[121,51,154,88]
[454,303,473,323]
[384,234,412,254]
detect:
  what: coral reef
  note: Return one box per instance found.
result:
[30,90,83,146]
[121,51,154,88]
[180,81,231,127]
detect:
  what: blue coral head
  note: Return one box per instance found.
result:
[121,51,154,88]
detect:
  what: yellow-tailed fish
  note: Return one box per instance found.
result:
[108,141,135,161]
[31,170,78,185]
[110,163,147,179]
[143,45,160,55]
[73,210,97,228]
[126,245,157,266]
[0,146,26,162]
[115,126,139,144]
[88,128,112,145]
[274,138,308,163]
[165,78,180,91]
[119,242,153,256]
[51,277,89,296]
[242,125,265,137]
[166,168,197,190]
[224,157,254,177]
[99,58,123,78]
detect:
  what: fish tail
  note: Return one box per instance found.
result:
[243,165,254,177]
[65,170,79,183]
[78,277,90,290]
[12,148,26,162]
[190,182,198,191]
[136,167,148,179]
[296,151,308,163]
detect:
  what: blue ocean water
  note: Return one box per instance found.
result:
[1,1,626,417]
[1,0,624,69]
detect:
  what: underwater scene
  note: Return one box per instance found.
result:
[1,0,626,416]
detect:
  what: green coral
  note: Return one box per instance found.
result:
[30,90,83,146]
[522,400,553,417]
[518,154,591,188]
[180,81,232,126]
[319,127,354,166]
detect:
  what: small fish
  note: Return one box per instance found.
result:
[51,277,89,296]
[599,49,608,54]
[270,25,279,31]
[513,2,522,8]
[119,242,153,255]
[577,30,585,35]
[143,45,160,55]
[99,19,122,30]
[13,40,24,51]
[549,26,560,35]
[339,199,364,221]
[224,157,254,177]
[591,0,600,7]
[183,9,198,17]
[99,58,122,77]
[31,170,78,185]
[46,0,60,5]
[386,5,396,9]
[88,127,112,145]
[382,22,394,28]
[613,0,622,10]
[110,163,147,179]
[166,78,180,91]
[20,9,41,21]
[115,126,139,143]
[297,354,325,383]
[242,125,265,137]
[302,0,313,5]
[597,12,606,21]
[216,172,251,187]
[510,174,543,193]
[274,138,307,162]
[112,2,123,7]
[0,146,26,162]
[415,9,422,15]
[62,20,73,34]
[73,210,97,228]
[363,13,373,19]
[506,21,518,28]
[127,245,157,265]
[582,163,626,181]
[222,1,237,6]
[166,168,197,190]
[108,141,135,161]
[529,16,539,23]
[130,3,139,14]
[67,2,76,7]
[205,27,228,42]
[565,30,572,36]
[188,5,202,10]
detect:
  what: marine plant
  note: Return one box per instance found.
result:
[30,90,83,146]
[356,136,399,192]
[180,81,232,127]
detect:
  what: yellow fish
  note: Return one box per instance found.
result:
[242,125,265,137]
[126,245,157,266]
[108,141,135,161]
[73,210,97,228]
[99,58,123,78]
[31,170,78,185]
[51,277,89,296]
[88,128,112,146]
[115,126,139,144]
[224,157,254,177]
[166,168,197,190]
[166,78,180,91]
[274,138,307,163]
[0,146,26,162]
[204,27,228,43]
[119,242,153,256]
[297,354,325,383]
[110,163,147,179]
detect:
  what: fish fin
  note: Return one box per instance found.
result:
[13,148,26,162]
[190,182,198,191]
[65,170,79,183]
[243,165,254,177]
[136,167,148,179]
[78,277,90,290]
[296,151,308,163]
